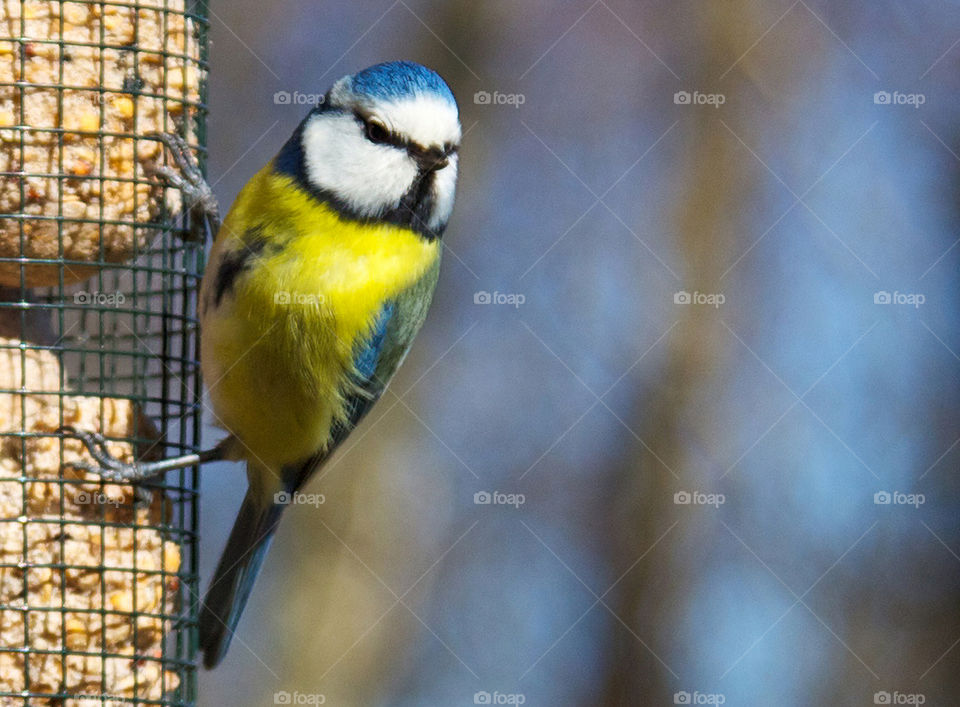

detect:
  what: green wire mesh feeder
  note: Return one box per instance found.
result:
[0,1,209,703]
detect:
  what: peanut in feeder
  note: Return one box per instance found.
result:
[0,0,203,287]
[0,0,207,704]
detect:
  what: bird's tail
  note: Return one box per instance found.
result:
[198,485,284,668]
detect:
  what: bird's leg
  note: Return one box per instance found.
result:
[60,427,229,504]
[146,131,221,241]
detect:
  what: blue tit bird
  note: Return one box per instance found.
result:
[64,60,461,668]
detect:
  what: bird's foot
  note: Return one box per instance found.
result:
[147,132,221,241]
[59,427,157,506]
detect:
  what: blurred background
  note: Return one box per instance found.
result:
[194,1,960,705]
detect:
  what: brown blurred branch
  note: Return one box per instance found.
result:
[597,3,764,703]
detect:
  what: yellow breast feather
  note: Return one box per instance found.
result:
[200,167,441,468]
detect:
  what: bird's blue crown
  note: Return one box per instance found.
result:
[349,61,456,105]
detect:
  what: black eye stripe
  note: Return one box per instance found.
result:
[354,111,404,148]
[353,111,460,157]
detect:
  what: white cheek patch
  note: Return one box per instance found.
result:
[301,113,418,219]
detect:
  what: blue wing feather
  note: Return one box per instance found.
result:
[352,302,394,382]
[281,302,396,492]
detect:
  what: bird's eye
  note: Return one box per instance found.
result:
[365,119,390,144]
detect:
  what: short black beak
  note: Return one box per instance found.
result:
[410,146,449,173]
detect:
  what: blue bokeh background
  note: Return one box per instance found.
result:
[195,2,960,705]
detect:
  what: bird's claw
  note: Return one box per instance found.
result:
[58,426,154,507]
[146,131,221,241]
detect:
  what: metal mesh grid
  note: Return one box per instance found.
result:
[0,1,208,704]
